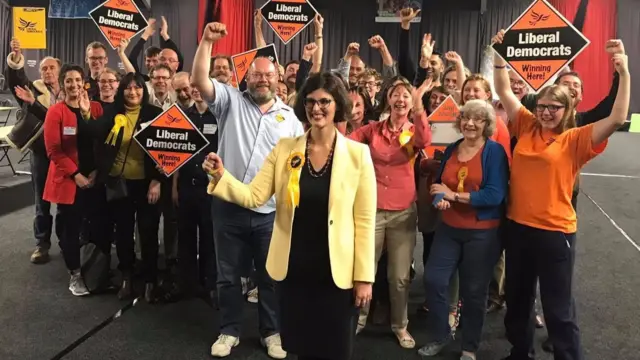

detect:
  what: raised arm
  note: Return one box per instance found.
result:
[369,35,398,80]
[118,38,136,74]
[193,23,228,103]
[127,18,156,74]
[296,44,316,92]
[397,7,420,81]
[254,10,267,48]
[205,143,280,209]
[492,30,521,122]
[353,145,376,283]
[6,38,34,106]
[591,53,630,146]
[412,78,434,148]
[159,16,184,72]
[414,33,435,86]
[310,14,324,74]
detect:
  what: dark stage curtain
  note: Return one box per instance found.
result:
[617,0,639,115]
[253,0,532,74]
[550,0,617,113]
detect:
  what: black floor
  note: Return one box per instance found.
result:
[1,133,639,360]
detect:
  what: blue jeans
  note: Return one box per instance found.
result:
[212,199,279,338]
[424,222,500,352]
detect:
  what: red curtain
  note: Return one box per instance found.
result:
[549,0,617,112]
[198,0,253,57]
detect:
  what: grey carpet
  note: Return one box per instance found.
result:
[1,132,639,360]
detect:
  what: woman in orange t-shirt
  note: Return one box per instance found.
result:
[493,30,631,360]
[418,100,509,359]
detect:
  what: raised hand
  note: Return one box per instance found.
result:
[254,9,263,28]
[314,14,324,34]
[143,18,156,39]
[302,43,318,60]
[605,39,625,55]
[203,152,224,175]
[444,51,462,65]
[118,38,130,54]
[10,37,21,55]
[79,90,91,114]
[202,22,227,43]
[14,86,35,105]
[492,29,506,45]
[612,53,629,75]
[345,42,360,57]
[160,16,169,39]
[368,35,386,50]
[412,78,434,109]
[421,33,435,59]
[399,7,420,28]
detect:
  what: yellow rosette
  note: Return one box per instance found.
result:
[285,152,305,208]
[399,128,416,163]
[105,114,128,146]
[457,166,468,193]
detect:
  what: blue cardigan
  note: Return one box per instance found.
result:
[435,138,510,221]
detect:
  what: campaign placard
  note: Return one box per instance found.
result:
[13,7,46,49]
[428,96,462,148]
[491,0,589,92]
[89,0,148,50]
[231,44,279,90]
[260,0,318,44]
[134,104,210,177]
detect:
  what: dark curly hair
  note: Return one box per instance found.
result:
[113,72,150,113]
[58,64,85,89]
[294,72,352,124]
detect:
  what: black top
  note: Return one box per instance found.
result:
[66,104,95,176]
[98,100,115,114]
[85,76,100,101]
[179,104,219,184]
[286,154,334,285]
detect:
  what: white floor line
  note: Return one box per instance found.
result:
[582,192,640,253]
[580,172,639,179]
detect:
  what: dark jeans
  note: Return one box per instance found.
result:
[422,231,435,269]
[212,199,278,338]
[424,223,500,352]
[504,220,583,360]
[109,179,161,283]
[30,150,60,248]
[177,180,216,291]
[161,180,178,262]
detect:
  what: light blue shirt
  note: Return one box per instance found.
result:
[208,79,305,214]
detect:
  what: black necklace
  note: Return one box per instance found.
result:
[305,136,336,178]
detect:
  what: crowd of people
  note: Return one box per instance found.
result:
[4,6,631,360]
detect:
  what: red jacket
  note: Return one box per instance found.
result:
[43,101,103,205]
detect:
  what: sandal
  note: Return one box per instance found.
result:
[393,329,416,349]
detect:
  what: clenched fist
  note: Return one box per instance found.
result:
[202,22,227,43]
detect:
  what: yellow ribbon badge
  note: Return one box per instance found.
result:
[457,166,468,193]
[285,152,305,208]
[399,128,416,163]
[105,114,128,146]
[275,114,285,123]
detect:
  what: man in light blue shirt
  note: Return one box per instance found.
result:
[192,22,304,359]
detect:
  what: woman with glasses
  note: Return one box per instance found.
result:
[493,30,630,360]
[97,68,120,112]
[88,72,165,303]
[202,72,376,360]
[349,79,432,348]
[418,100,509,360]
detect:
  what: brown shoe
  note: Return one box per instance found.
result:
[30,247,50,264]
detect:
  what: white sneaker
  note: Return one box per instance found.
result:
[211,334,239,357]
[261,334,286,359]
[247,287,258,303]
[69,270,90,296]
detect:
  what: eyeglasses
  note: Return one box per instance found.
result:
[510,80,526,88]
[160,57,178,63]
[535,104,565,114]
[458,116,486,124]
[99,79,118,85]
[152,76,170,82]
[304,98,333,109]
[248,72,277,80]
[88,56,106,62]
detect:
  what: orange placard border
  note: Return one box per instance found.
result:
[489,0,590,93]
[88,0,149,50]
[133,104,211,177]
[231,44,280,89]
[259,0,319,45]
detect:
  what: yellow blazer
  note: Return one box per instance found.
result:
[208,130,377,289]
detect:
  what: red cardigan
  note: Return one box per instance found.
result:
[43,101,103,205]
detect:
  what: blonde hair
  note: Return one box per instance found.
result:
[536,85,576,132]
[98,67,121,81]
[460,74,493,105]
[456,99,497,138]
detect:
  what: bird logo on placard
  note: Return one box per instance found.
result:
[529,11,550,26]
[116,0,129,6]
[165,114,181,126]
[18,19,37,31]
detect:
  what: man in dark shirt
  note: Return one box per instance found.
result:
[84,41,109,101]
[127,16,184,82]
[168,80,218,303]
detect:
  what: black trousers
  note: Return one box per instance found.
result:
[57,185,109,271]
[177,180,216,291]
[504,220,583,360]
[160,180,178,262]
[30,149,61,248]
[109,179,161,283]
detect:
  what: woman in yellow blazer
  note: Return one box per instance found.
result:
[203,73,376,360]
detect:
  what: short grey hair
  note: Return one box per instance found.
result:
[455,99,496,138]
[39,56,61,69]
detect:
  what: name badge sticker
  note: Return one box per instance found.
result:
[203,124,218,135]
[63,127,77,135]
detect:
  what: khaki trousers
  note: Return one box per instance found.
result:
[359,204,417,331]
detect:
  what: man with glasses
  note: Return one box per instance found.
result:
[357,68,382,107]
[127,17,184,82]
[85,41,109,100]
[192,22,304,359]
[148,64,176,110]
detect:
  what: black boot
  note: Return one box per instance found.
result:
[118,273,133,300]
[145,282,158,304]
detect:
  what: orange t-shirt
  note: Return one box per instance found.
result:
[440,146,500,230]
[508,106,607,233]
[491,117,512,164]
